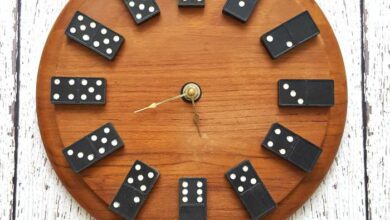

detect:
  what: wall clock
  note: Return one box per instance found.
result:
[36,0,347,219]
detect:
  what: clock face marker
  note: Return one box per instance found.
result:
[51,77,106,105]
[178,0,205,7]
[109,160,160,220]
[62,123,124,173]
[225,160,276,219]
[65,11,124,60]
[262,123,323,172]
[123,0,160,25]
[179,178,207,220]
[261,11,320,59]
[223,0,259,23]
[278,80,335,107]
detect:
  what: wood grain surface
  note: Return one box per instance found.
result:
[1,0,387,219]
[35,0,347,219]
[0,0,17,219]
[364,1,390,219]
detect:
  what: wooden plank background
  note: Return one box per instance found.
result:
[0,0,387,219]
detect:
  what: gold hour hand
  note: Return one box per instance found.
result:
[191,96,202,137]
[134,93,186,113]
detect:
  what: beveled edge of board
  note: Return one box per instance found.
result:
[36,0,347,219]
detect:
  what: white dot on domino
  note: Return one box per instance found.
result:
[290,90,297,97]
[81,94,87,100]
[53,93,60,100]
[95,94,102,101]
[82,34,90,41]
[68,79,75,86]
[250,178,257,185]
[91,135,97,141]
[113,201,120,208]
[87,154,94,161]
[266,35,274,42]
[81,79,88,86]
[68,94,74,100]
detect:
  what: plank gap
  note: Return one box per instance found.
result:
[11,0,22,219]
[360,0,370,219]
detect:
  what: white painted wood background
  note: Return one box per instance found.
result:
[0,0,387,219]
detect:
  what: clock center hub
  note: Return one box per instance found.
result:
[181,82,202,103]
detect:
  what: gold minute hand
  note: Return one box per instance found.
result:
[134,93,186,113]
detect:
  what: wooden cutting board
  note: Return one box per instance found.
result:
[36,0,347,219]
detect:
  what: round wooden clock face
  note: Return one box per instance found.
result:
[37,0,347,219]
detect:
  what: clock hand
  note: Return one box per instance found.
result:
[184,87,202,137]
[134,83,203,136]
[191,96,202,137]
[134,93,186,113]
